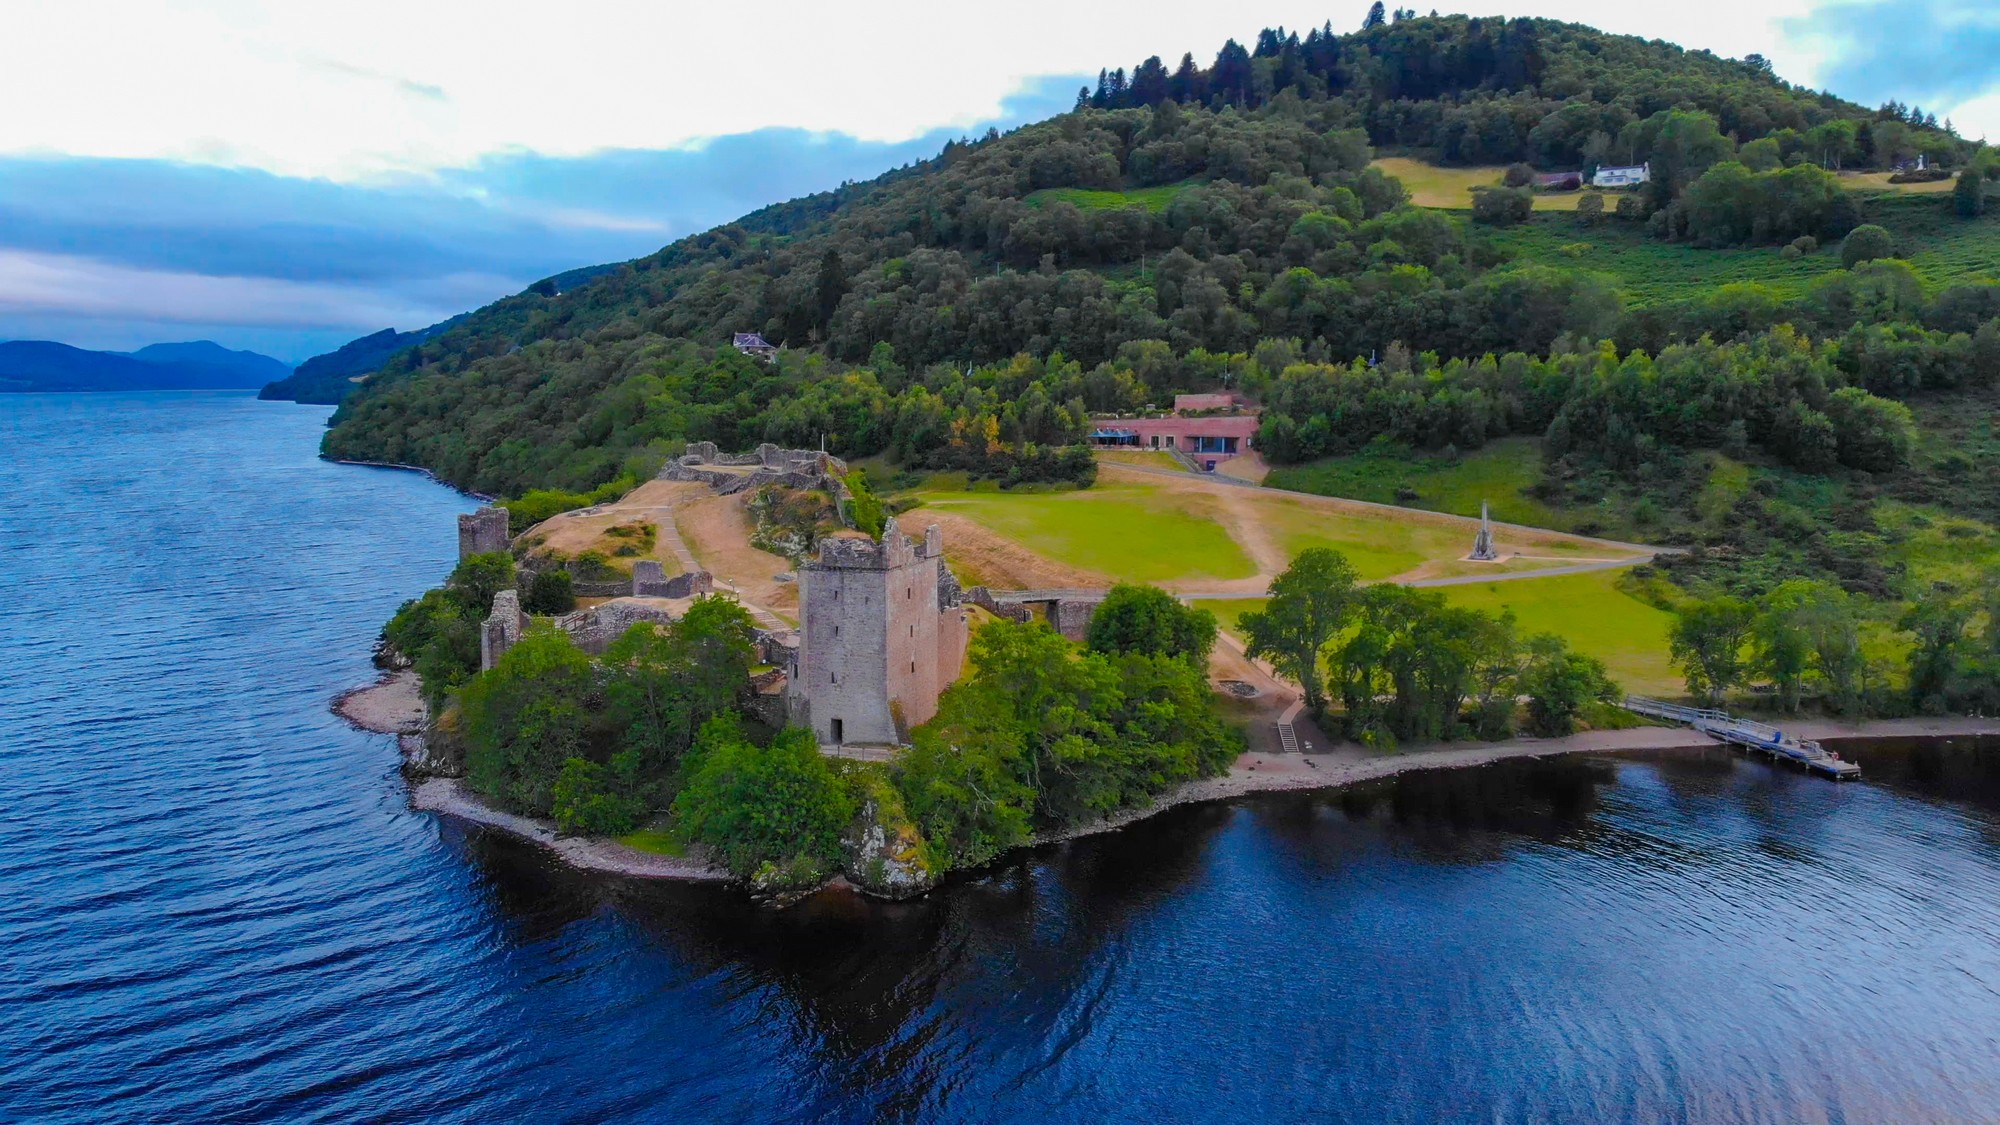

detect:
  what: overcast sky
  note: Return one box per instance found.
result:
[3,0,1994,362]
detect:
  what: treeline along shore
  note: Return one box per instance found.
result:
[335,671,1999,887]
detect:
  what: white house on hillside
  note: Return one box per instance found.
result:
[1592,162,1651,188]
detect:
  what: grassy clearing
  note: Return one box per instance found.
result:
[1841,171,1956,194]
[1200,597,1268,639]
[1434,569,1680,694]
[1373,156,1609,211]
[1245,493,1466,579]
[1202,572,1677,695]
[1024,181,1194,213]
[618,827,687,856]
[919,480,1258,584]
[1482,193,2000,304]
[1095,449,1188,472]
[1878,501,2000,591]
[1265,438,1563,528]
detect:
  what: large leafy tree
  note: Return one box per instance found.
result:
[1669,597,1754,706]
[460,626,599,815]
[1518,633,1617,736]
[1241,548,1359,713]
[1086,583,1218,663]
[674,718,855,885]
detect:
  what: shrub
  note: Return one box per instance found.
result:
[460,626,598,815]
[1576,192,1606,223]
[843,469,886,538]
[500,477,635,535]
[1956,170,1988,218]
[673,722,854,883]
[1503,163,1536,188]
[1841,224,1895,268]
[551,753,645,835]
[1085,583,1218,663]
[1469,185,1533,226]
[524,568,576,615]
[1791,235,1819,254]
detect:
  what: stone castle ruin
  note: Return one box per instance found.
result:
[458,506,510,559]
[787,518,969,747]
[662,441,847,497]
[464,444,976,749]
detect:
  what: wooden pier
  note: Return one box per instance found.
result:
[1623,697,1863,780]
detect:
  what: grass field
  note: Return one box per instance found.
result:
[1372,157,1599,211]
[920,480,1258,584]
[1024,181,1194,213]
[1480,192,2000,304]
[1096,449,1189,472]
[1434,569,1679,693]
[1265,438,1565,528]
[1201,569,1678,695]
[1247,492,1482,578]
[617,827,687,856]
[916,469,1631,589]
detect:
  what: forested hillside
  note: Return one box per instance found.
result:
[324,14,1996,524]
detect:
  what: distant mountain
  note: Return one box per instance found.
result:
[258,315,467,405]
[127,341,291,385]
[0,339,289,393]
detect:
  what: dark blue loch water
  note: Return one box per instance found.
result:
[5,392,2000,1123]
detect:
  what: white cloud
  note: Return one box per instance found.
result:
[20,1,1991,182]
[0,249,502,330]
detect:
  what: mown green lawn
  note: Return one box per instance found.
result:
[1249,498,1458,579]
[1205,572,1678,696]
[1434,569,1679,694]
[1199,597,1267,638]
[920,482,1258,584]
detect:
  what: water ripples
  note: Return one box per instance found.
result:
[6,394,2000,1122]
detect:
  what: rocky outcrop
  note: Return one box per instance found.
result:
[840,772,939,899]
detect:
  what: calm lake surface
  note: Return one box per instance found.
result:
[4,392,2000,1123]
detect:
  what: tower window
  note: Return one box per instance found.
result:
[910,661,916,674]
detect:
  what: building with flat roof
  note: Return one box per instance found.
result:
[1089,393,1260,470]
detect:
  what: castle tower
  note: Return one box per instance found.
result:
[790,518,968,746]
[458,506,510,560]
[1469,501,1498,561]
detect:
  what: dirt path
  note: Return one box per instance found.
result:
[1098,461,1670,557]
[673,490,799,627]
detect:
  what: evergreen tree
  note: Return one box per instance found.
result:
[1363,2,1387,30]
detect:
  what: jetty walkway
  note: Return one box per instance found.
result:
[1622,696,1862,780]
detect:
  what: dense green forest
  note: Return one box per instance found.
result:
[326,13,1998,714]
[324,13,1994,495]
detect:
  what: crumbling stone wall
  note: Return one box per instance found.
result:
[632,560,713,598]
[480,589,526,670]
[661,441,850,498]
[458,506,510,560]
[551,600,680,655]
